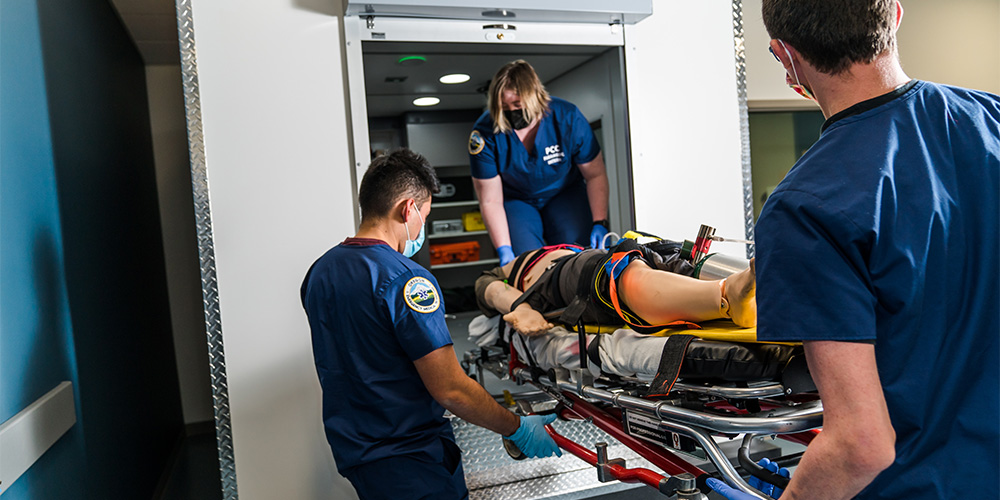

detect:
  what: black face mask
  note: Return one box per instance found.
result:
[503,109,531,130]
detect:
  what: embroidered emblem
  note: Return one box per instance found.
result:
[403,276,440,313]
[542,144,565,165]
[469,130,485,155]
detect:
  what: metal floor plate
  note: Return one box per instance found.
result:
[452,417,655,499]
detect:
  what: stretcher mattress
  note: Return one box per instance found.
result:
[650,321,805,385]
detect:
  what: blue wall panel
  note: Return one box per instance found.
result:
[2,0,185,497]
[0,0,85,497]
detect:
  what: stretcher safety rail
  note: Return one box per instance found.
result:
[463,343,823,500]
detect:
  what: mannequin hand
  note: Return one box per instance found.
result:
[707,458,790,499]
[506,414,561,458]
[590,224,609,249]
[503,304,554,337]
[497,245,515,266]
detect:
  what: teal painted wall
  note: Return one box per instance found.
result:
[1,0,185,497]
[1,0,85,497]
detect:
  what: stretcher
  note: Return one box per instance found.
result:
[463,320,821,499]
[464,235,822,500]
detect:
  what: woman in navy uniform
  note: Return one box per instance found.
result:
[470,60,611,265]
[301,149,560,500]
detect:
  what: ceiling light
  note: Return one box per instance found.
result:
[413,97,440,107]
[439,73,471,84]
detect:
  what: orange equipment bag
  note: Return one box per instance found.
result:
[429,241,480,265]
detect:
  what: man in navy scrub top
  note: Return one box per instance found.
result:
[709,1,1000,499]
[301,149,561,500]
[469,60,611,265]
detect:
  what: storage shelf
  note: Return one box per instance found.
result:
[427,230,489,240]
[431,258,499,270]
[431,200,479,208]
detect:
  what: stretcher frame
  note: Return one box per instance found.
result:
[464,339,823,500]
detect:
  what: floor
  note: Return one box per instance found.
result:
[159,430,222,500]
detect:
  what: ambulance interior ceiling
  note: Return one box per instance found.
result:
[362,42,614,118]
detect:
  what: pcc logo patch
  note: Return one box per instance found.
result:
[403,276,440,313]
[468,130,485,155]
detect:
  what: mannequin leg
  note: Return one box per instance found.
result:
[618,260,756,327]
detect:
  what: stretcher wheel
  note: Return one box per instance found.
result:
[501,437,527,461]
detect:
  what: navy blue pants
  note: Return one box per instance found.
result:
[505,178,592,254]
[343,438,468,500]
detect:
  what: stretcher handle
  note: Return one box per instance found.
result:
[737,445,791,490]
[544,425,669,490]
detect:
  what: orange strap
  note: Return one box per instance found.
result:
[605,250,699,332]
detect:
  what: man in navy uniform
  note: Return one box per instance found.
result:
[710,1,999,499]
[301,148,560,499]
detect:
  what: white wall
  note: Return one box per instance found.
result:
[744,0,1000,106]
[146,64,214,424]
[406,121,475,168]
[625,1,748,244]
[188,1,747,499]
[895,0,999,94]
[189,0,357,498]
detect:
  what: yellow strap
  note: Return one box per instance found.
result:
[649,319,800,345]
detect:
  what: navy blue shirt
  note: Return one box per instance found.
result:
[756,81,1000,499]
[469,96,601,201]
[301,238,454,474]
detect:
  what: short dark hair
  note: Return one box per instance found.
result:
[762,0,897,75]
[358,148,440,220]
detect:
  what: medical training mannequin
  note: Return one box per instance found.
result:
[469,60,611,264]
[476,245,757,336]
[301,148,562,500]
[707,1,1000,500]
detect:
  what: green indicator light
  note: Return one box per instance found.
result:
[397,55,427,64]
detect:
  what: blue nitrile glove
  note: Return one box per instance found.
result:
[707,458,790,499]
[497,245,515,266]
[506,414,562,458]
[590,223,609,249]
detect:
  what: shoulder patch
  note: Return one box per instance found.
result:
[403,276,440,313]
[468,130,485,155]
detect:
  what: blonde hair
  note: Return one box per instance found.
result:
[487,60,551,134]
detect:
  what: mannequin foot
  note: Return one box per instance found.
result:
[721,259,756,328]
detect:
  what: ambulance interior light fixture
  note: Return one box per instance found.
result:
[413,97,441,106]
[439,73,471,84]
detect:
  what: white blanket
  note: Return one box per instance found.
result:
[468,315,669,382]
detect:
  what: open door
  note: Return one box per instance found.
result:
[345,17,638,307]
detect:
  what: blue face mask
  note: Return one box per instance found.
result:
[402,204,426,258]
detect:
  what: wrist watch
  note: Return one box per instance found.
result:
[592,219,609,229]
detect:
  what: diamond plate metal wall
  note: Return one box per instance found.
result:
[174,0,239,497]
[732,0,757,259]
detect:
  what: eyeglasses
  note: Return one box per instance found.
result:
[768,46,780,62]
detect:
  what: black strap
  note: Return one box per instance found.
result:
[508,250,532,288]
[514,327,541,373]
[587,333,602,368]
[558,252,605,326]
[645,334,696,397]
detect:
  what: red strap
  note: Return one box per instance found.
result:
[517,244,584,290]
